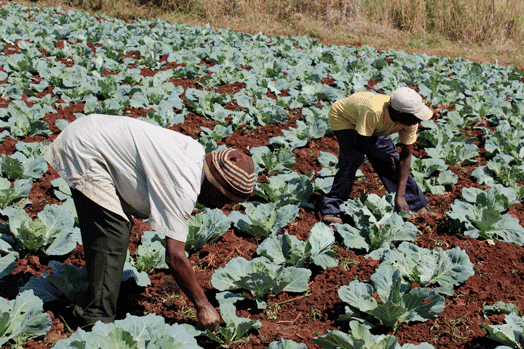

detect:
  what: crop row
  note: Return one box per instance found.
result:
[0,2,523,348]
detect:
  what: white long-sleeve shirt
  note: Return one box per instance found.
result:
[44,114,205,242]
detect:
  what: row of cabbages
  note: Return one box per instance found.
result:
[1,1,523,348]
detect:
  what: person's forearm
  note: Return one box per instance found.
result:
[397,144,412,197]
[165,238,220,331]
[167,251,210,309]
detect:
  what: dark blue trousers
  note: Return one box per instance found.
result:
[320,129,429,216]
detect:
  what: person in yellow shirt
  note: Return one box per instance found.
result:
[320,87,433,224]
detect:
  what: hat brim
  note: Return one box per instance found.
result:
[203,154,249,203]
[414,105,433,121]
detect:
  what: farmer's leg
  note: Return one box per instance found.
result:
[71,188,131,326]
[320,129,365,216]
[367,136,429,211]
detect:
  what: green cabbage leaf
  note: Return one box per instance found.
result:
[338,269,445,331]
[256,222,338,269]
[0,290,52,347]
[211,256,311,309]
[375,242,474,295]
[53,313,202,349]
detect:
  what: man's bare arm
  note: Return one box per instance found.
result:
[165,237,220,331]
[395,143,413,212]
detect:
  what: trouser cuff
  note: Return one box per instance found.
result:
[72,305,116,328]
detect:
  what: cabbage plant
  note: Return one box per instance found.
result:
[0,153,48,181]
[53,313,202,349]
[1,205,81,256]
[410,156,458,195]
[314,321,435,349]
[230,201,299,239]
[51,178,72,201]
[254,173,313,208]
[472,154,524,200]
[0,254,16,280]
[338,269,445,332]
[186,208,232,251]
[20,260,150,307]
[211,256,311,309]
[483,301,522,317]
[335,194,419,257]
[480,314,524,349]
[417,124,458,148]
[256,222,338,269]
[0,233,17,280]
[250,146,295,176]
[127,231,169,272]
[199,125,232,153]
[0,290,52,347]
[0,177,32,209]
[447,185,524,245]
[205,291,262,345]
[185,88,233,122]
[425,141,479,166]
[374,242,475,295]
[15,141,49,157]
[0,100,51,138]
[269,120,328,149]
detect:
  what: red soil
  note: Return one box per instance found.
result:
[0,21,523,349]
[1,105,523,349]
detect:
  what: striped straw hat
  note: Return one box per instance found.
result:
[203,148,255,202]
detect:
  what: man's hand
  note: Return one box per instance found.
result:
[197,303,221,332]
[394,194,410,214]
[165,238,221,332]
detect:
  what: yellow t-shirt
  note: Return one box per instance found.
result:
[328,91,418,145]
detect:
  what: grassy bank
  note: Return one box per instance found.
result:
[12,0,524,68]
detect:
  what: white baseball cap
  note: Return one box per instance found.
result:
[390,87,433,121]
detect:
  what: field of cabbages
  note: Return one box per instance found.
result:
[1,2,524,349]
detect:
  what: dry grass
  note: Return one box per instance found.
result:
[367,0,524,43]
[10,0,524,68]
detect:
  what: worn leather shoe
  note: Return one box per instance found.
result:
[322,214,343,224]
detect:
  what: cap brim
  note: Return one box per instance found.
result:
[414,105,433,121]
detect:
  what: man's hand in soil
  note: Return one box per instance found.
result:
[394,194,410,214]
[197,302,221,332]
[165,238,221,331]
